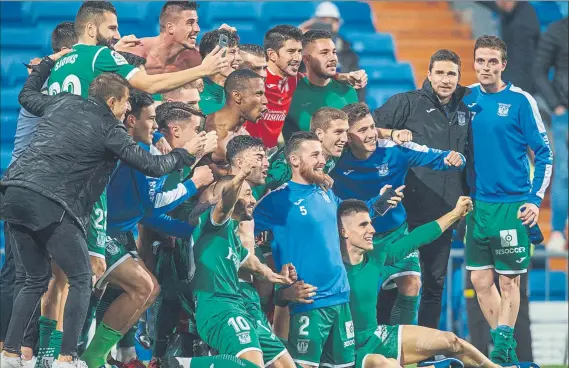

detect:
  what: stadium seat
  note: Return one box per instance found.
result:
[236,31,265,46]
[529,270,568,301]
[1,50,38,84]
[335,2,376,33]
[113,2,150,35]
[366,85,411,110]
[364,62,415,86]
[0,88,22,115]
[344,32,396,65]
[205,2,262,33]
[263,2,317,27]
[531,1,563,29]
[0,2,24,25]
[2,59,30,88]
[1,27,45,51]
[26,2,82,25]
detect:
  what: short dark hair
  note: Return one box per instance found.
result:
[75,1,116,36]
[159,1,198,30]
[224,68,263,100]
[88,72,129,101]
[429,49,461,74]
[474,35,508,62]
[226,135,264,165]
[51,21,77,53]
[156,101,203,130]
[125,89,154,120]
[240,44,265,58]
[310,107,348,133]
[302,29,333,48]
[118,52,147,68]
[338,199,369,219]
[341,103,371,127]
[263,25,303,57]
[199,29,240,59]
[285,131,320,161]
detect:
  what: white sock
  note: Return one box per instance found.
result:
[117,347,137,363]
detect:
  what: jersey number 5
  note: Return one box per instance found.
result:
[299,206,308,216]
[49,74,82,96]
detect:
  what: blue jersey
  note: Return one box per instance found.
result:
[463,83,553,206]
[254,181,383,315]
[331,139,465,233]
[107,144,196,238]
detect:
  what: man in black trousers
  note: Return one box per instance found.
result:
[0,53,211,368]
[373,50,470,347]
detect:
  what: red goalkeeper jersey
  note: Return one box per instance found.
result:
[244,67,302,148]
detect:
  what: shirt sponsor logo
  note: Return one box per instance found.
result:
[497,103,511,117]
[499,229,518,247]
[345,321,355,339]
[378,163,389,177]
[343,339,355,348]
[262,111,287,121]
[226,247,240,270]
[297,339,310,354]
[457,111,467,126]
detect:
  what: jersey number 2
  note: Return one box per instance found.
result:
[49,74,82,96]
[298,316,310,336]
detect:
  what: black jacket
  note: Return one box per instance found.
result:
[0,57,195,235]
[534,17,569,110]
[373,79,471,226]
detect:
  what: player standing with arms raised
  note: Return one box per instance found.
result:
[463,35,553,364]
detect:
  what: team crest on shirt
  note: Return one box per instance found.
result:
[237,331,251,344]
[497,103,511,117]
[378,163,389,177]
[457,111,467,126]
[297,339,309,354]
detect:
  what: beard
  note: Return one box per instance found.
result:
[234,198,254,221]
[97,32,115,47]
[299,161,327,186]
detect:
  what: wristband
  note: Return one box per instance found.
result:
[390,129,395,140]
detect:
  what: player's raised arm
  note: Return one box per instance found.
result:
[128,45,229,94]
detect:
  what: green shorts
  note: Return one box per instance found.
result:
[466,200,530,274]
[240,282,287,365]
[95,231,139,290]
[288,303,355,367]
[195,300,262,358]
[374,223,421,290]
[87,192,107,259]
[355,325,402,367]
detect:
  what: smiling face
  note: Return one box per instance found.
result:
[428,60,459,102]
[304,38,338,79]
[317,119,349,158]
[341,211,375,251]
[234,180,257,221]
[171,10,200,49]
[348,115,378,155]
[269,39,303,77]
[474,47,506,89]
[221,46,244,78]
[290,140,327,185]
[95,11,120,46]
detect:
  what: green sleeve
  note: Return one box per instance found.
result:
[94,48,139,80]
[372,221,442,267]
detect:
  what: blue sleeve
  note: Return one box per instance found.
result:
[253,194,277,235]
[152,131,165,145]
[146,175,198,216]
[329,187,382,219]
[518,94,553,207]
[140,213,195,239]
[399,142,465,171]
